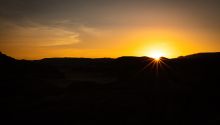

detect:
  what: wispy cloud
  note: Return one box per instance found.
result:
[78,25,101,36]
[0,18,105,48]
[0,21,81,47]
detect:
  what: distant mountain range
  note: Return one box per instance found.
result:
[1,52,220,124]
[2,51,220,62]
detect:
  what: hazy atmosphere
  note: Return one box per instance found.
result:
[0,0,219,59]
[1,1,220,123]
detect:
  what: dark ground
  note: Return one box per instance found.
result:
[0,52,220,124]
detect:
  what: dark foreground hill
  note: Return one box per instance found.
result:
[1,52,220,124]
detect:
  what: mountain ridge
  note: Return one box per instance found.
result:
[1,51,220,61]
[1,51,220,124]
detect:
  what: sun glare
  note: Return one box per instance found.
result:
[149,50,164,60]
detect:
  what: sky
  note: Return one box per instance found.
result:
[0,0,219,59]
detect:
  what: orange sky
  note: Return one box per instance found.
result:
[0,0,219,59]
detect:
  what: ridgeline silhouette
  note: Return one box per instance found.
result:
[1,52,220,124]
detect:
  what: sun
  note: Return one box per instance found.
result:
[149,50,165,60]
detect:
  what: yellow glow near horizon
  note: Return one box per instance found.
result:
[0,27,217,60]
[0,1,219,60]
[137,40,173,59]
[149,50,164,60]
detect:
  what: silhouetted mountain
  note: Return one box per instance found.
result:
[0,52,16,63]
[1,52,220,124]
[183,52,220,59]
